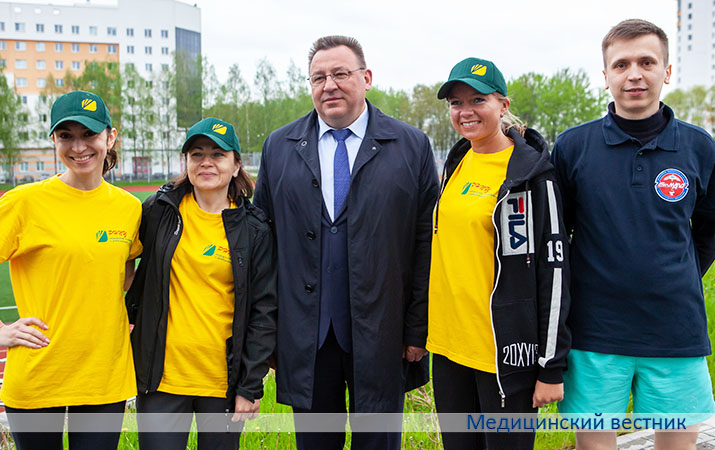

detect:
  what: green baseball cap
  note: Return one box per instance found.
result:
[49,90,112,135]
[182,117,241,155]
[437,57,508,99]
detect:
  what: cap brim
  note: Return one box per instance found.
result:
[49,115,108,135]
[437,79,497,99]
[182,133,236,153]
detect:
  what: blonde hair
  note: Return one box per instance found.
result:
[495,93,526,137]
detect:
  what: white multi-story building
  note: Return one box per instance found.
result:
[676,0,715,88]
[0,0,201,182]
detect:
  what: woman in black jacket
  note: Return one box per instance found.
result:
[126,117,277,450]
[427,58,571,450]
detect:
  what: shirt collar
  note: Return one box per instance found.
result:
[602,102,679,152]
[317,102,369,140]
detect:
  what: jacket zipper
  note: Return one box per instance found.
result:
[490,188,510,408]
[145,210,182,393]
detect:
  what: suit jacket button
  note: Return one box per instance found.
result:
[311,179,319,188]
[304,284,314,293]
[330,226,338,234]
[306,231,316,240]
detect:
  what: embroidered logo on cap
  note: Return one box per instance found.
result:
[471,64,487,76]
[212,124,227,135]
[82,98,97,111]
[654,168,689,202]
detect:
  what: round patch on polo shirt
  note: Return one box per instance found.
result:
[654,168,689,202]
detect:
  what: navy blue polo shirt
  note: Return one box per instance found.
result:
[551,104,715,357]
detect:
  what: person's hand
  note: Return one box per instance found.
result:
[532,381,563,408]
[0,318,50,349]
[231,395,260,422]
[402,345,428,362]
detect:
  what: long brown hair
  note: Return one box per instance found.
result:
[173,151,254,203]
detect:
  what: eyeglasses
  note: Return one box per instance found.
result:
[308,68,366,86]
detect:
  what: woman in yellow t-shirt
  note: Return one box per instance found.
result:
[0,91,142,449]
[126,117,277,450]
[427,58,571,450]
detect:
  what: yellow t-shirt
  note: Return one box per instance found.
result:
[158,194,235,397]
[427,145,514,373]
[0,175,142,408]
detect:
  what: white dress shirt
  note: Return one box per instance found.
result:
[316,103,369,221]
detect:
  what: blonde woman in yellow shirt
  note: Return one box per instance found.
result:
[126,118,277,450]
[427,58,571,450]
[0,91,142,450]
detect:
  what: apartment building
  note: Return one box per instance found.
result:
[0,0,201,183]
[676,0,715,88]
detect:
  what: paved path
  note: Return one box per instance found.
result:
[617,415,715,449]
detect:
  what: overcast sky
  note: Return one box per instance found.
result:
[193,0,679,95]
[21,0,680,94]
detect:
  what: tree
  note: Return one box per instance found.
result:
[367,86,410,122]
[174,50,202,128]
[664,85,715,136]
[508,68,609,146]
[202,57,220,111]
[0,74,25,184]
[406,83,458,152]
[153,67,179,178]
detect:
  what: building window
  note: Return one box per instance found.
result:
[54,24,62,33]
[37,78,46,88]
[146,80,152,88]
[21,95,27,104]
[89,44,97,53]
[16,41,27,50]
[0,22,4,31]
[36,60,45,69]
[55,78,64,87]
[36,42,45,51]
[16,78,28,87]
[688,44,692,51]
[0,41,4,50]
[127,45,134,54]
[36,23,44,33]
[126,27,133,37]
[688,13,692,19]
[54,42,63,52]
[89,26,97,35]
[55,60,63,70]
[144,28,152,38]
[15,59,27,69]
[161,29,168,38]
[40,114,47,122]
[71,43,79,52]
[145,46,152,55]
[145,63,152,71]
[0,59,5,69]
[161,47,169,55]
[161,64,168,71]
[688,24,692,30]
[20,162,28,172]
[107,27,116,36]
[107,44,117,54]
[15,22,25,32]
[688,2,692,7]
[71,25,79,34]
[36,161,45,172]
[126,62,134,69]
[688,34,692,40]
[72,61,80,70]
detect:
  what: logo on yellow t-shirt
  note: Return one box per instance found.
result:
[212,124,227,135]
[461,181,496,198]
[82,98,97,111]
[203,243,231,263]
[471,64,487,76]
[96,229,131,244]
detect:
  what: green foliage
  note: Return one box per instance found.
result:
[664,85,715,136]
[508,68,610,146]
[0,74,25,183]
[406,83,458,152]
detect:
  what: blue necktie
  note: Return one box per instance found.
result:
[331,128,351,215]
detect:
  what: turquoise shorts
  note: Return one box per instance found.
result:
[559,350,715,428]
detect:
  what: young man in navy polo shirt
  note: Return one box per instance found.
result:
[552,19,715,450]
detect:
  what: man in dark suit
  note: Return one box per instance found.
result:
[253,35,439,450]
